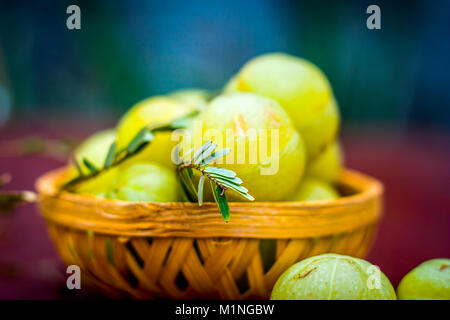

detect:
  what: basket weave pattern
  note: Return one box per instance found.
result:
[37,168,382,299]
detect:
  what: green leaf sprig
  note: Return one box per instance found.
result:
[176,141,254,221]
[0,174,37,212]
[61,111,198,191]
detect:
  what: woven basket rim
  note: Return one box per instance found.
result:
[36,167,383,238]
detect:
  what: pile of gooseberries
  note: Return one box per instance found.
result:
[68,53,343,203]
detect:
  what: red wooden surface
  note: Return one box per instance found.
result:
[0,122,449,299]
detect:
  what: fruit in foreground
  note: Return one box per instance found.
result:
[110,162,180,202]
[224,53,338,159]
[116,96,197,168]
[397,258,450,300]
[183,92,306,201]
[307,141,343,183]
[290,177,339,201]
[270,253,397,300]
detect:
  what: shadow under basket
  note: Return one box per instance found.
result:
[36,168,383,299]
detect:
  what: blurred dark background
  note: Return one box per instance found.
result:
[0,0,449,299]
[0,0,449,131]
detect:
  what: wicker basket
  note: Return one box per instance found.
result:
[36,168,383,299]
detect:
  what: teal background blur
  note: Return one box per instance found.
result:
[0,0,449,129]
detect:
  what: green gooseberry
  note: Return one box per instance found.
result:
[68,129,117,197]
[169,88,211,111]
[289,177,339,202]
[116,96,197,168]
[397,258,450,300]
[182,92,306,201]
[307,141,343,183]
[110,161,180,202]
[72,129,116,175]
[270,253,397,300]
[224,53,339,159]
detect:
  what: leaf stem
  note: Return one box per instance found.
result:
[177,163,227,194]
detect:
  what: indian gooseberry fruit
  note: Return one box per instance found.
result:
[299,98,340,159]
[109,162,180,202]
[224,53,339,159]
[116,96,197,168]
[397,258,450,300]
[260,179,338,269]
[307,141,343,183]
[68,129,118,197]
[71,129,116,175]
[271,253,397,300]
[182,92,306,201]
[169,88,211,111]
[290,177,339,202]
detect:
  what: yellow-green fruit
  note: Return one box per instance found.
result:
[300,98,340,159]
[183,92,306,201]
[116,96,197,168]
[110,162,180,202]
[271,254,397,300]
[68,129,117,197]
[307,141,343,183]
[261,180,338,273]
[224,53,338,159]
[290,177,339,201]
[397,258,450,300]
[169,89,210,111]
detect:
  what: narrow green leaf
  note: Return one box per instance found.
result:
[73,157,83,176]
[179,169,197,201]
[187,167,194,178]
[178,176,195,202]
[225,188,254,201]
[213,184,230,222]
[169,118,188,129]
[126,127,154,153]
[104,142,116,167]
[192,141,212,163]
[170,118,191,129]
[208,174,243,185]
[0,191,37,212]
[230,189,255,201]
[210,180,218,202]
[83,158,98,174]
[209,174,254,201]
[60,176,83,189]
[204,166,237,178]
[194,143,217,164]
[213,177,249,194]
[198,175,205,206]
[170,111,199,129]
[200,148,230,166]
[182,147,195,161]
